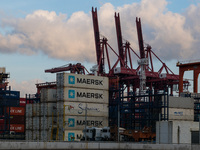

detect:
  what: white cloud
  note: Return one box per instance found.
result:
[9,79,43,97]
[0,0,200,62]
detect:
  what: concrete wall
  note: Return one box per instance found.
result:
[0,142,200,150]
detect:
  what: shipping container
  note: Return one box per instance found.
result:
[41,88,57,103]
[64,130,83,141]
[63,116,108,130]
[32,103,40,116]
[57,73,109,90]
[6,107,25,116]
[62,102,108,117]
[7,116,25,124]
[163,108,194,121]
[25,129,32,141]
[32,130,39,140]
[10,124,24,133]
[40,116,57,130]
[57,87,108,104]
[26,104,33,117]
[33,117,40,130]
[168,96,194,109]
[26,117,32,130]
[20,98,26,107]
[0,99,19,107]
[40,102,57,117]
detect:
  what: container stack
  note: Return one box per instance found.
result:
[56,73,109,141]
[40,88,57,141]
[25,88,57,141]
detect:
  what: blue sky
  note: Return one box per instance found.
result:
[0,0,200,96]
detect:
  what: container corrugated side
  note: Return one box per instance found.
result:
[33,117,40,130]
[63,102,108,117]
[168,96,194,109]
[8,116,25,124]
[32,103,40,116]
[26,117,32,130]
[40,102,57,117]
[40,116,57,130]
[25,129,33,141]
[26,104,32,117]
[57,87,108,104]
[163,108,194,121]
[63,116,108,130]
[41,88,57,103]
[32,130,40,140]
[57,73,109,90]
[64,130,83,141]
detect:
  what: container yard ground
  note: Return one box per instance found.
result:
[0,142,200,150]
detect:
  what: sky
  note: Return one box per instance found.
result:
[0,0,200,97]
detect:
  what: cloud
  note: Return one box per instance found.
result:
[9,79,43,97]
[0,0,200,63]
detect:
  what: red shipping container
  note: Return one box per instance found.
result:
[6,107,25,116]
[6,116,25,124]
[20,98,26,107]
[10,124,24,133]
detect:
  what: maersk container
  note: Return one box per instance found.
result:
[63,102,108,117]
[57,87,109,104]
[26,104,32,117]
[57,73,109,90]
[41,88,57,103]
[25,129,33,141]
[26,117,32,130]
[163,108,194,121]
[6,107,25,116]
[33,117,40,130]
[64,130,83,141]
[63,116,108,130]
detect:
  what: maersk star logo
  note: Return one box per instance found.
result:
[68,132,75,141]
[68,75,75,84]
[68,90,75,99]
[68,118,75,127]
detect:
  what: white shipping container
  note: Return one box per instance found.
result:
[40,129,54,141]
[63,102,108,117]
[25,129,33,141]
[33,130,40,140]
[41,88,57,102]
[63,116,108,130]
[33,117,40,130]
[57,73,109,90]
[163,108,194,121]
[40,116,57,130]
[26,104,33,117]
[32,103,40,116]
[64,130,83,141]
[57,87,108,104]
[40,102,57,116]
[26,117,33,130]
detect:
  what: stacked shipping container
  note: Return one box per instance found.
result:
[25,88,57,141]
[56,73,109,141]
